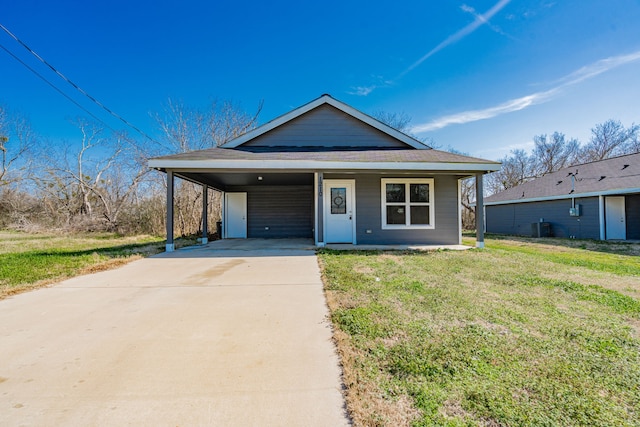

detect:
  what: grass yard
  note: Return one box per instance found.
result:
[319,237,640,426]
[0,230,195,298]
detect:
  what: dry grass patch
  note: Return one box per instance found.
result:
[541,268,640,300]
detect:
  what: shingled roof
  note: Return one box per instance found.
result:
[151,147,496,164]
[485,152,640,204]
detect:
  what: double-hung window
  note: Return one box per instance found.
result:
[381,178,434,229]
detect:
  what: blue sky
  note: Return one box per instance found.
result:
[1,0,639,160]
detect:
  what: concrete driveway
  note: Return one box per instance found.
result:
[0,241,350,426]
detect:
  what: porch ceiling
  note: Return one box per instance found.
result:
[176,171,314,190]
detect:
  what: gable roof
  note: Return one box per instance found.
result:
[220,94,430,150]
[148,94,501,174]
[485,152,640,205]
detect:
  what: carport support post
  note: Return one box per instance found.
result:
[201,184,208,244]
[166,170,175,252]
[475,172,485,249]
[316,172,324,246]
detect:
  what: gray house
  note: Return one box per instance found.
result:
[148,95,500,251]
[485,152,640,240]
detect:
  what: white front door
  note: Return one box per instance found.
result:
[605,196,626,240]
[324,180,355,243]
[225,192,247,238]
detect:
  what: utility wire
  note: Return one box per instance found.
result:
[0,23,159,144]
[0,42,118,133]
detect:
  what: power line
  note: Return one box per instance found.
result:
[0,42,118,133]
[0,22,159,144]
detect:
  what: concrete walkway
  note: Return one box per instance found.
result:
[0,245,350,426]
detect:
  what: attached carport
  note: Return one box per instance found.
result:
[158,168,316,251]
[152,164,493,252]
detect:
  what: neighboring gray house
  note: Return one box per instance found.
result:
[485,152,640,240]
[148,95,500,251]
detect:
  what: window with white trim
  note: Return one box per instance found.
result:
[381,178,434,229]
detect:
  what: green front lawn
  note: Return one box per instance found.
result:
[319,237,640,426]
[0,231,195,298]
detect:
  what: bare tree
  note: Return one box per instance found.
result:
[487,149,535,194]
[441,148,476,229]
[155,98,262,153]
[579,120,639,162]
[31,120,151,231]
[371,109,436,147]
[371,110,413,133]
[628,129,640,154]
[532,132,580,175]
[0,106,38,187]
[487,130,583,195]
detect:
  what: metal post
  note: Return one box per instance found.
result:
[457,178,463,245]
[475,173,485,249]
[317,172,324,246]
[201,184,208,244]
[598,195,605,240]
[166,170,175,252]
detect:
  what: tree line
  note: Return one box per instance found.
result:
[0,100,261,236]
[486,120,639,194]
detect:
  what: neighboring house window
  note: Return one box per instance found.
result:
[381,178,434,229]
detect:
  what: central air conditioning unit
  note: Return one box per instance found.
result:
[531,222,552,238]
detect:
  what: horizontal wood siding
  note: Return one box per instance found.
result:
[486,197,600,239]
[626,194,640,240]
[227,185,313,238]
[324,173,460,245]
[244,104,409,149]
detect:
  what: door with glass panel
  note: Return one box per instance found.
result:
[324,180,355,243]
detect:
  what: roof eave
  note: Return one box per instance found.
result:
[148,158,500,172]
[485,187,640,205]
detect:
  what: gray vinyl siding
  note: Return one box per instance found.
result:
[626,194,640,240]
[243,104,410,149]
[227,185,313,238]
[486,197,600,239]
[226,173,463,244]
[324,173,461,245]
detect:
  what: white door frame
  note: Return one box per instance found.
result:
[223,192,247,238]
[605,196,626,240]
[323,179,356,244]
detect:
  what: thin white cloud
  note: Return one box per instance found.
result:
[347,86,376,96]
[397,0,512,79]
[347,76,394,97]
[552,50,640,86]
[349,0,511,96]
[411,50,640,133]
[412,89,558,133]
[460,2,514,39]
